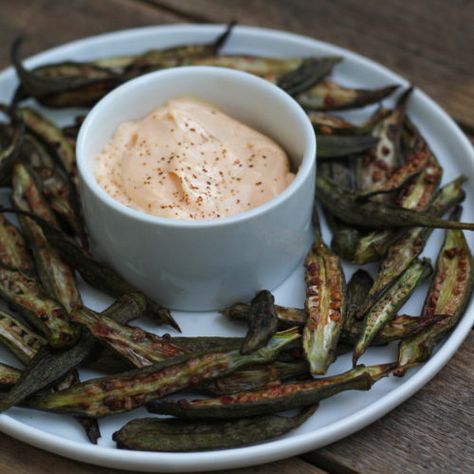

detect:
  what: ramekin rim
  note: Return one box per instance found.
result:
[76,65,316,229]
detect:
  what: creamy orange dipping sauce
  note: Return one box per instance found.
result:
[95,97,295,220]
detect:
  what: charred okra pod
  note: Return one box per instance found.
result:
[345,269,373,330]
[0,214,33,275]
[0,363,21,390]
[71,307,185,368]
[357,176,467,318]
[303,220,346,375]
[147,363,395,419]
[316,134,379,158]
[0,266,78,348]
[0,295,146,411]
[222,302,307,328]
[113,406,316,452]
[12,163,82,313]
[200,361,309,396]
[0,208,179,331]
[26,328,300,417]
[240,290,278,355]
[277,57,342,96]
[353,258,432,364]
[0,119,24,185]
[356,88,411,194]
[0,310,46,363]
[298,82,399,111]
[397,208,474,373]
[316,175,474,231]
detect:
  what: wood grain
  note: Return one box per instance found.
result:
[0,431,327,474]
[0,0,181,68]
[151,0,474,131]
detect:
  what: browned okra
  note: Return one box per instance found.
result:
[12,24,236,107]
[0,363,21,390]
[25,328,300,417]
[356,145,430,199]
[315,175,474,231]
[298,81,399,110]
[0,294,149,411]
[0,214,33,275]
[222,302,307,328]
[0,266,78,348]
[147,363,395,419]
[71,307,185,368]
[317,134,379,158]
[303,224,346,375]
[0,119,24,185]
[345,269,374,330]
[240,290,278,355]
[356,176,467,319]
[12,163,82,313]
[222,301,439,346]
[0,208,179,331]
[308,107,390,136]
[277,57,342,96]
[397,207,474,373]
[10,106,77,185]
[356,88,411,194]
[113,406,316,452]
[200,361,309,396]
[0,309,46,363]
[353,258,432,365]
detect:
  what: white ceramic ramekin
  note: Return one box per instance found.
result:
[76,66,316,311]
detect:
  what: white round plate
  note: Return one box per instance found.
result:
[0,24,473,473]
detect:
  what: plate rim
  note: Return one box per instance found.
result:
[0,23,473,473]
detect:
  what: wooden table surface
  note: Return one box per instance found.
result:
[0,1,473,473]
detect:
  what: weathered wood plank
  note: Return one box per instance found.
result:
[303,332,474,474]
[150,0,474,131]
[0,430,327,474]
[0,0,182,69]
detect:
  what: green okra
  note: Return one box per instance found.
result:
[0,363,21,390]
[298,81,399,110]
[356,145,429,199]
[303,224,346,375]
[315,175,474,231]
[355,88,412,194]
[0,208,179,331]
[200,361,309,396]
[12,23,236,108]
[0,310,46,363]
[349,155,443,265]
[0,295,145,411]
[147,363,395,419]
[308,108,390,137]
[113,406,316,452]
[345,269,374,330]
[71,307,186,368]
[356,176,467,319]
[353,258,432,364]
[317,134,379,159]
[25,328,300,417]
[0,214,33,275]
[277,57,342,97]
[222,302,307,328]
[12,163,82,313]
[10,106,77,185]
[0,266,78,348]
[240,290,278,355]
[397,207,474,373]
[0,119,23,185]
